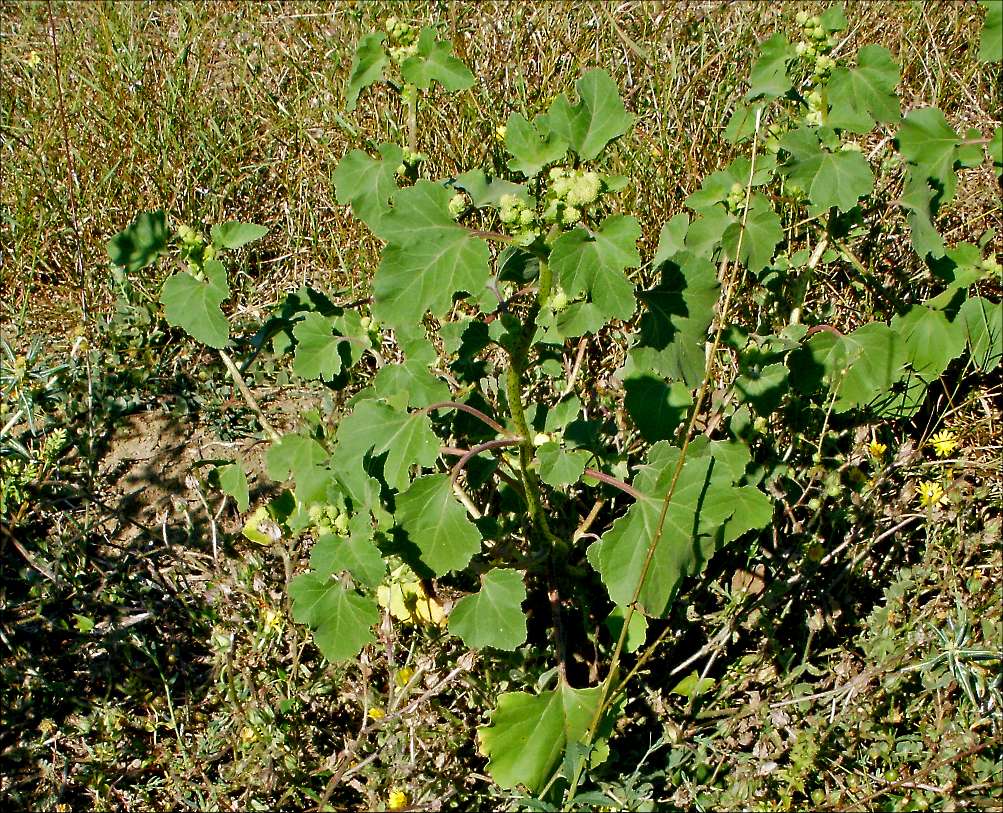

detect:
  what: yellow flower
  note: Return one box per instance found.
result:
[917,480,945,508]
[240,725,257,743]
[368,706,385,721]
[395,666,415,688]
[262,607,282,632]
[25,51,41,69]
[868,440,887,460]
[929,430,957,458]
[388,788,408,811]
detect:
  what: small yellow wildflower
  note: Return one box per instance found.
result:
[917,480,945,508]
[25,51,41,69]
[240,725,257,743]
[387,788,408,811]
[262,607,282,632]
[868,440,887,460]
[395,666,415,688]
[929,430,958,458]
[368,706,386,721]
[494,124,507,141]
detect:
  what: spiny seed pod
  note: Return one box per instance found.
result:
[566,171,601,206]
[518,208,536,226]
[448,192,468,219]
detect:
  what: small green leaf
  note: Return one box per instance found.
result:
[540,69,633,161]
[819,4,848,32]
[454,169,531,208]
[604,606,648,654]
[395,474,482,575]
[825,45,900,133]
[368,354,451,408]
[670,670,716,698]
[478,682,605,792]
[161,259,230,348]
[108,210,169,271]
[722,193,783,272]
[653,214,690,267]
[311,520,386,589]
[505,112,569,177]
[267,434,328,483]
[345,32,388,110]
[724,102,762,144]
[289,573,378,661]
[291,312,350,381]
[549,215,640,324]
[746,33,795,100]
[401,27,474,92]
[536,442,590,487]
[333,143,403,232]
[209,221,268,250]
[979,0,1002,62]
[781,127,874,212]
[735,362,789,415]
[900,168,945,259]
[217,460,249,512]
[448,568,528,650]
[989,126,1002,177]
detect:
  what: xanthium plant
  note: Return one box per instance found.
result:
[108,4,1001,800]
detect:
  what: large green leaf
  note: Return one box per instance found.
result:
[448,568,527,650]
[633,250,719,387]
[589,440,767,617]
[371,181,491,327]
[825,45,900,133]
[107,210,169,271]
[540,69,633,161]
[891,304,966,382]
[505,112,569,177]
[479,682,604,792]
[780,127,874,212]
[746,33,794,100]
[979,0,1002,62]
[288,573,378,661]
[332,400,440,493]
[549,215,640,324]
[834,322,926,417]
[394,474,482,575]
[345,32,388,110]
[209,221,268,250]
[623,375,691,443]
[333,143,403,232]
[161,259,230,349]
[400,27,474,92]
[897,108,961,204]
[959,296,1003,372]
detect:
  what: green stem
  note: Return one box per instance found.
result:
[405,83,417,155]
[537,258,553,306]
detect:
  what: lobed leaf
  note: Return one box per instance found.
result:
[107,210,169,271]
[345,32,388,111]
[288,573,378,661]
[448,568,528,650]
[825,45,901,133]
[209,221,268,250]
[401,27,475,92]
[540,69,633,161]
[394,473,482,575]
[478,682,605,792]
[161,259,230,349]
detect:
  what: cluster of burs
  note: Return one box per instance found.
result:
[383,16,419,64]
[794,11,840,126]
[307,503,349,538]
[495,167,607,245]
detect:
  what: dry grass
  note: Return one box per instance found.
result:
[1,1,998,336]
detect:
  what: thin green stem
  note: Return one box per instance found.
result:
[563,109,764,808]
